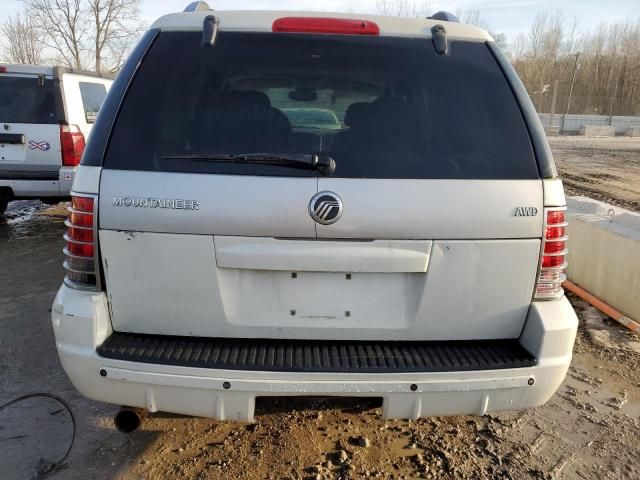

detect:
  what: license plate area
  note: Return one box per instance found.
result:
[0,133,26,162]
[217,269,425,330]
[0,143,26,162]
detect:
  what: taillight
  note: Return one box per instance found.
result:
[64,195,100,290]
[272,17,380,36]
[535,208,568,299]
[60,124,85,167]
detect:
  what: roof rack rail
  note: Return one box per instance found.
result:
[184,1,211,12]
[428,11,459,23]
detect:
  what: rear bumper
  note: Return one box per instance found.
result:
[0,166,74,197]
[52,286,578,421]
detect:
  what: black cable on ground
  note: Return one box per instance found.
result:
[0,393,77,480]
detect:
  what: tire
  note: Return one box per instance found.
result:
[0,189,10,216]
[40,197,61,206]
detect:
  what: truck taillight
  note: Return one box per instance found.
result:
[60,124,85,167]
[535,208,568,300]
[64,195,100,290]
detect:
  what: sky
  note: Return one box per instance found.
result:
[1,0,639,45]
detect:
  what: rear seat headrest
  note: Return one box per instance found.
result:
[369,97,415,125]
[239,90,272,108]
[220,90,272,110]
[371,96,406,111]
[344,102,371,127]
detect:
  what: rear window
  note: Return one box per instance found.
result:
[282,108,342,130]
[105,32,538,179]
[0,75,58,124]
[79,81,107,123]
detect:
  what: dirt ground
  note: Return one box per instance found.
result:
[1,137,639,480]
[550,136,640,213]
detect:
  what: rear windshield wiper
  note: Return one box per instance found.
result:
[161,153,336,176]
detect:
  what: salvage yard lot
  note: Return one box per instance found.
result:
[1,137,639,480]
[550,136,640,213]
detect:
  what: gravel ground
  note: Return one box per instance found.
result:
[1,137,639,480]
[550,136,640,213]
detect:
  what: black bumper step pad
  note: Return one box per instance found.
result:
[98,333,536,373]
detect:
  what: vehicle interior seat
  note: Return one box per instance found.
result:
[329,101,371,153]
[330,98,421,175]
[202,90,292,154]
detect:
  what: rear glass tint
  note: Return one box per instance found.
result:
[0,75,58,124]
[105,32,538,179]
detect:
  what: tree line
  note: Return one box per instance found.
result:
[512,13,640,116]
[375,3,640,116]
[1,0,143,74]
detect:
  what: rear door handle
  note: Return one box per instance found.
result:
[0,133,25,144]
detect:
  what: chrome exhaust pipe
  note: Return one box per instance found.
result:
[114,407,147,434]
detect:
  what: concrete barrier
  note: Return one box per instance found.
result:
[566,196,640,323]
[538,113,640,135]
[544,125,561,136]
[625,126,640,137]
[578,125,616,137]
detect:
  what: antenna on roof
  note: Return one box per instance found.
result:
[184,1,211,12]
[428,11,459,23]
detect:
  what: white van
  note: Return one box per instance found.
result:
[52,7,578,427]
[0,64,113,215]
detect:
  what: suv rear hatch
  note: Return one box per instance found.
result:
[0,70,62,181]
[96,23,544,341]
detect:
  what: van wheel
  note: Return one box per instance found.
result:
[0,189,10,216]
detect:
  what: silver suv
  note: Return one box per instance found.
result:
[52,7,578,425]
[0,64,112,215]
